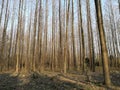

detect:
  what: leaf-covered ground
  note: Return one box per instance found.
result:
[0,71,120,90]
[0,73,83,90]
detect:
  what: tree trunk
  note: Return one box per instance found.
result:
[86,0,95,72]
[79,0,85,73]
[94,0,111,86]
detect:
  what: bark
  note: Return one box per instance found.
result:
[94,0,111,86]
[8,0,15,70]
[86,0,95,72]
[79,0,85,73]
[15,0,22,73]
[64,0,70,73]
[59,0,63,71]
[72,0,77,69]
[32,0,38,71]
[52,0,55,71]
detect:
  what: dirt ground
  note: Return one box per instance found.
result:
[0,71,120,90]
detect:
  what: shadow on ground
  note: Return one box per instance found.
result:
[90,72,120,87]
[0,73,83,90]
[0,73,20,90]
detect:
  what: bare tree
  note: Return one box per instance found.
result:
[15,0,21,73]
[0,0,9,71]
[32,0,38,71]
[94,0,111,86]
[71,0,77,70]
[86,0,95,72]
[8,0,15,70]
[78,0,85,73]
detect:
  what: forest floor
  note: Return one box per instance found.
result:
[0,70,120,90]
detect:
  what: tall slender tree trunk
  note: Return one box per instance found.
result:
[59,0,63,72]
[51,0,55,71]
[26,13,31,72]
[94,0,111,86]
[43,0,48,71]
[15,0,22,73]
[79,0,85,73]
[64,0,70,73]
[72,0,77,70]
[77,0,81,69]
[8,0,15,70]
[1,0,9,71]
[32,0,38,71]
[86,0,95,72]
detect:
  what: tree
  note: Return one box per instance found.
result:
[59,0,63,71]
[86,0,95,72]
[43,0,48,70]
[8,0,15,70]
[15,0,21,73]
[26,11,32,72]
[32,0,38,71]
[94,0,111,86]
[1,0,9,71]
[79,0,85,73]
[72,0,77,70]
[64,0,70,73]
[51,0,55,71]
